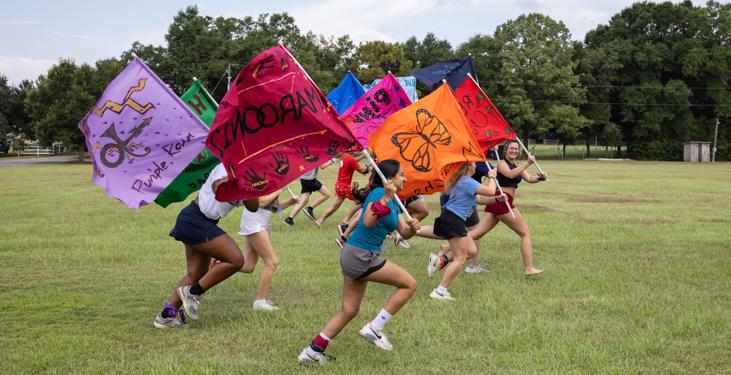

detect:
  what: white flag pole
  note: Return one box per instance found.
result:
[361,150,412,221]
[286,186,296,199]
[515,137,546,177]
[485,156,515,218]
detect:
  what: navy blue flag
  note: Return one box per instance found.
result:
[412,56,476,92]
[326,71,366,114]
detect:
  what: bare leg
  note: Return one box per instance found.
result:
[168,244,210,308]
[341,203,361,226]
[315,195,345,229]
[362,261,417,314]
[343,208,362,239]
[497,208,542,276]
[406,199,429,221]
[288,192,311,219]
[321,276,368,339]
[438,236,476,289]
[190,234,245,291]
[309,186,331,210]
[247,231,279,300]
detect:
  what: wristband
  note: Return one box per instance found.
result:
[371,200,391,218]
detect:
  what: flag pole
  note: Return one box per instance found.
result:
[361,150,412,221]
[286,186,296,199]
[484,157,515,218]
[515,137,547,178]
[193,76,220,107]
[465,72,547,177]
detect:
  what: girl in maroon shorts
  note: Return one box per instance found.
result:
[471,140,546,276]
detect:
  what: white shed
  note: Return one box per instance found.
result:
[683,141,711,162]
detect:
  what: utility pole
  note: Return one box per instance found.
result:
[712,118,719,163]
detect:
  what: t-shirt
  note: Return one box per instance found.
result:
[347,187,400,252]
[336,154,361,187]
[444,175,481,220]
[301,167,319,180]
[198,164,247,220]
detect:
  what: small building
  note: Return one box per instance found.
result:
[683,141,711,162]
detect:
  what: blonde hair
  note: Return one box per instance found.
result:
[445,162,471,193]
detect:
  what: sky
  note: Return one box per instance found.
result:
[0,0,712,85]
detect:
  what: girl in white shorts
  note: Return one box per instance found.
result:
[238,188,298,311]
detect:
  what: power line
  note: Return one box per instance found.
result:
[490,98,731,107]
[481,81,730,91]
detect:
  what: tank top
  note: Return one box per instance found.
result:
[497,160,522,188]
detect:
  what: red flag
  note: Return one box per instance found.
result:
[454,76,516,152]
[206,46,361,201]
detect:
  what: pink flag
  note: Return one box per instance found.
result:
[341,73,412,148]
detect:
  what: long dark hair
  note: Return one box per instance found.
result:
[352,159,401,200]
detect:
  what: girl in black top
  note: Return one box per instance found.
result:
[472,140,546,276]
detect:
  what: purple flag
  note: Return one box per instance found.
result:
[341,73,412,148]
[78,58,210,209]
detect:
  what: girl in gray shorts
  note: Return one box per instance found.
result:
[297,160,421,365]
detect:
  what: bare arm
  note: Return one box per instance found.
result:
[497,155,535,179]
[396,215,421,239]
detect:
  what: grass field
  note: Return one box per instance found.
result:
[1,160,730,374]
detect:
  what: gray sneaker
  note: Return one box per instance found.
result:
[177,286,201,320]
[298,348,335,365]
[153,313,185,329]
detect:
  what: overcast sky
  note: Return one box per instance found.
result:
[0,0,711,85]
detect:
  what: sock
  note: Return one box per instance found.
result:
[161,302,177,318]
[369,308,393,331]
[307,332,331,355]
[439,255,450,269]
[436,285,448,294]
[189,282,205,296]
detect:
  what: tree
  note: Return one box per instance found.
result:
[403,32,454,68]
[349,41,414,83]
[464,14,589,155]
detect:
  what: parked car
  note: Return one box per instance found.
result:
[0,142,9,154]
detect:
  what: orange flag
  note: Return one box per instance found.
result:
[368,84,484,197]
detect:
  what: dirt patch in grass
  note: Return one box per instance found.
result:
[520,204,559,213]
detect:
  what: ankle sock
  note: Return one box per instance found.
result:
[189,282,205,296]
[369,308,393,331]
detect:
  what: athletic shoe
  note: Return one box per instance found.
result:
[298,348,335,365]
[283,217,294,226]
[177,285,201,320]
[337,223,348,237]
[392,231,411,249]
[427,253,439,279]
[429,288,455,301]
[178,309,188,326]
[335,236,345,249]
[303,206,316,221]
[252,299,279,311]
[358,323,393,351]
[465,264,491,274]
[153,313,185,329]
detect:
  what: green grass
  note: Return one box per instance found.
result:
[1,160,730,374]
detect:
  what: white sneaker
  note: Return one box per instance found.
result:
[392,231,411,249]
[298,347,335,365]
[465,264,490,274]
[427,253,439,279]
[358,323,393,351]
[177,286,201,320]
[252,299,279,311]
[429,288,455,301]
[153,313,186,329]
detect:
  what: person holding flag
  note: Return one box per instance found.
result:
[237,188,299,311]
[298,160,421,365]
[424,162,505,301]
[154,163,258,328]
[283,160,334,226]
[470,140,546,277]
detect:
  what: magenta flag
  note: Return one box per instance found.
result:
[78,58,210,209]
[205,45,361,202]
[341,73,412,148]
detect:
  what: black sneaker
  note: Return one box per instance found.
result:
[303,206,316,221]
[337,223,348,237]
[284,217,294,226]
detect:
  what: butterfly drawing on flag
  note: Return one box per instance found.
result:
[391,109,452,172]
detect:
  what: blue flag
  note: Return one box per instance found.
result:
[364,76,418,103]
[327,71,366,114]
[412,56,476,92]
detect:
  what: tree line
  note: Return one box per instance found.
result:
[0,1,729,160]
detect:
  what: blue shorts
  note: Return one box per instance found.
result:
[169,202,226,245]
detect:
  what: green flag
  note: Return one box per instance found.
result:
[155,80,220,207]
